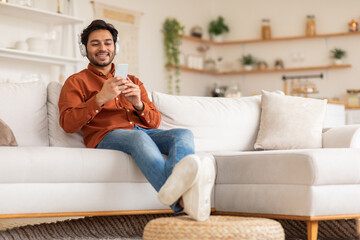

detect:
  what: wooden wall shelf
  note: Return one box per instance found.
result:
[345,106,360,109]
[0,47,82,66]
[182,31,360,45]
[0,2,83,25]
[171,64,351,75]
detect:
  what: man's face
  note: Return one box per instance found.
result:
[86,29,115,67]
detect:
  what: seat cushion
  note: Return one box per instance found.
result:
[0,81,48,146]
[215,148,360,185]
[214,148,360,216]
[0,147,146,183]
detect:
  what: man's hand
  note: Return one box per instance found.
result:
[95,77,124,106]
[121,77,144,111]
[95,77,143,111]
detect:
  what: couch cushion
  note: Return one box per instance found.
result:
[215,148,360,185]
[0,81,48,146]
[0,118,18,146]
[152,91,261,152]
[47,81,85,148]
[0,147,146,183]
[254,91,327,150]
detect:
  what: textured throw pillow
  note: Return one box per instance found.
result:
[254,90,327,150]
[0,118,18,146]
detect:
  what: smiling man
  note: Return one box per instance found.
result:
[58,19,215,221]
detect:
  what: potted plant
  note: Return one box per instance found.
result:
[208,16,229,42]
[162,18,184,95]
[239,54,257,71]
[330,48,347,65]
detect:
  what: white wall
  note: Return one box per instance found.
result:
[73,0,215,95]
[209,0,360,100]
[1,0,359,100]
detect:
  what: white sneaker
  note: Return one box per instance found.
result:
[182,155,216,221]
[158,154,200,206]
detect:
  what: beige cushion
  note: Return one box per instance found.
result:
[0,119,17,146]
[214,148,360,185]
[47,81,85,148]
[254,91,327,150]
[152,91,261,152]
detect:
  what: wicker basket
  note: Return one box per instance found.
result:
[143,215,285,240]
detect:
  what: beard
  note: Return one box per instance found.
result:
[87,51,115,67]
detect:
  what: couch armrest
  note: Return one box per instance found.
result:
[322,125,360,148]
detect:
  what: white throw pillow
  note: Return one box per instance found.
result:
[254,90,327,150]
[47,81,86,148]
[152,91,261,152]
[0,81,48,146]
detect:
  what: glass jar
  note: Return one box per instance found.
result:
[347,90,360,106]
[261,19,272,40]
[348,19,358,32]
[225,81,242,98]
[19,0,32,7]
[306,15,316,36]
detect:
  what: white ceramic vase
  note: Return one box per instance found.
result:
[212,34,224,43]
[334,59,343,65]
[244,65,253,71]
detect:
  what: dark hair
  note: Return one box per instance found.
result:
[80,19,118,46]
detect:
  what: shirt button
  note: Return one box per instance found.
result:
[95,110,99,113]
[87,121,90,124]
[116,97,119,100]
[127,109,130,112]
[147,120,150,123]
[130,121,133,124]
[141,113,145,116]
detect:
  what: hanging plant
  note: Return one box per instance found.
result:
[162,18,184,95]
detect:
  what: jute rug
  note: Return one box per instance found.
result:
[0,214,176,240]
[278,219,360,240]
[0,214,359,240]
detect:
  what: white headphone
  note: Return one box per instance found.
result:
[78,34,119,57]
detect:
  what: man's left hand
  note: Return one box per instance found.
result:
[121,77,144,111]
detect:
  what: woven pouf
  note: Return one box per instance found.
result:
[143,215,285,240]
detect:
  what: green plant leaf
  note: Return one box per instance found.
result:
[208,16,230,36]
[162,18,184,94]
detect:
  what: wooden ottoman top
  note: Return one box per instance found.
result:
[143,215,284,240]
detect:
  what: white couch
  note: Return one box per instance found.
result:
[1,81,360,240]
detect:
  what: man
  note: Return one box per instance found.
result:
[58,19,215,221]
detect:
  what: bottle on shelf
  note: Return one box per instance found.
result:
[348,19,359,32]
[261,19,272,40]
[347,90,360,106]
[225,81,242,98]
[306,15,316,36]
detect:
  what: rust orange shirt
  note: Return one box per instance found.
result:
[58,63,161,148]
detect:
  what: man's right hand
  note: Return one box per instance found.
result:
[95,77,126,106]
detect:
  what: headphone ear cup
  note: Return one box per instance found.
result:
[78,34,87,57]
[114,36,119,55]
[79,43,87,57]
[115,42,119,54]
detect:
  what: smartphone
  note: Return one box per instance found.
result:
[114,64,128,79]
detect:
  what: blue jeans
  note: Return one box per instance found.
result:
[96,125,195,213]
